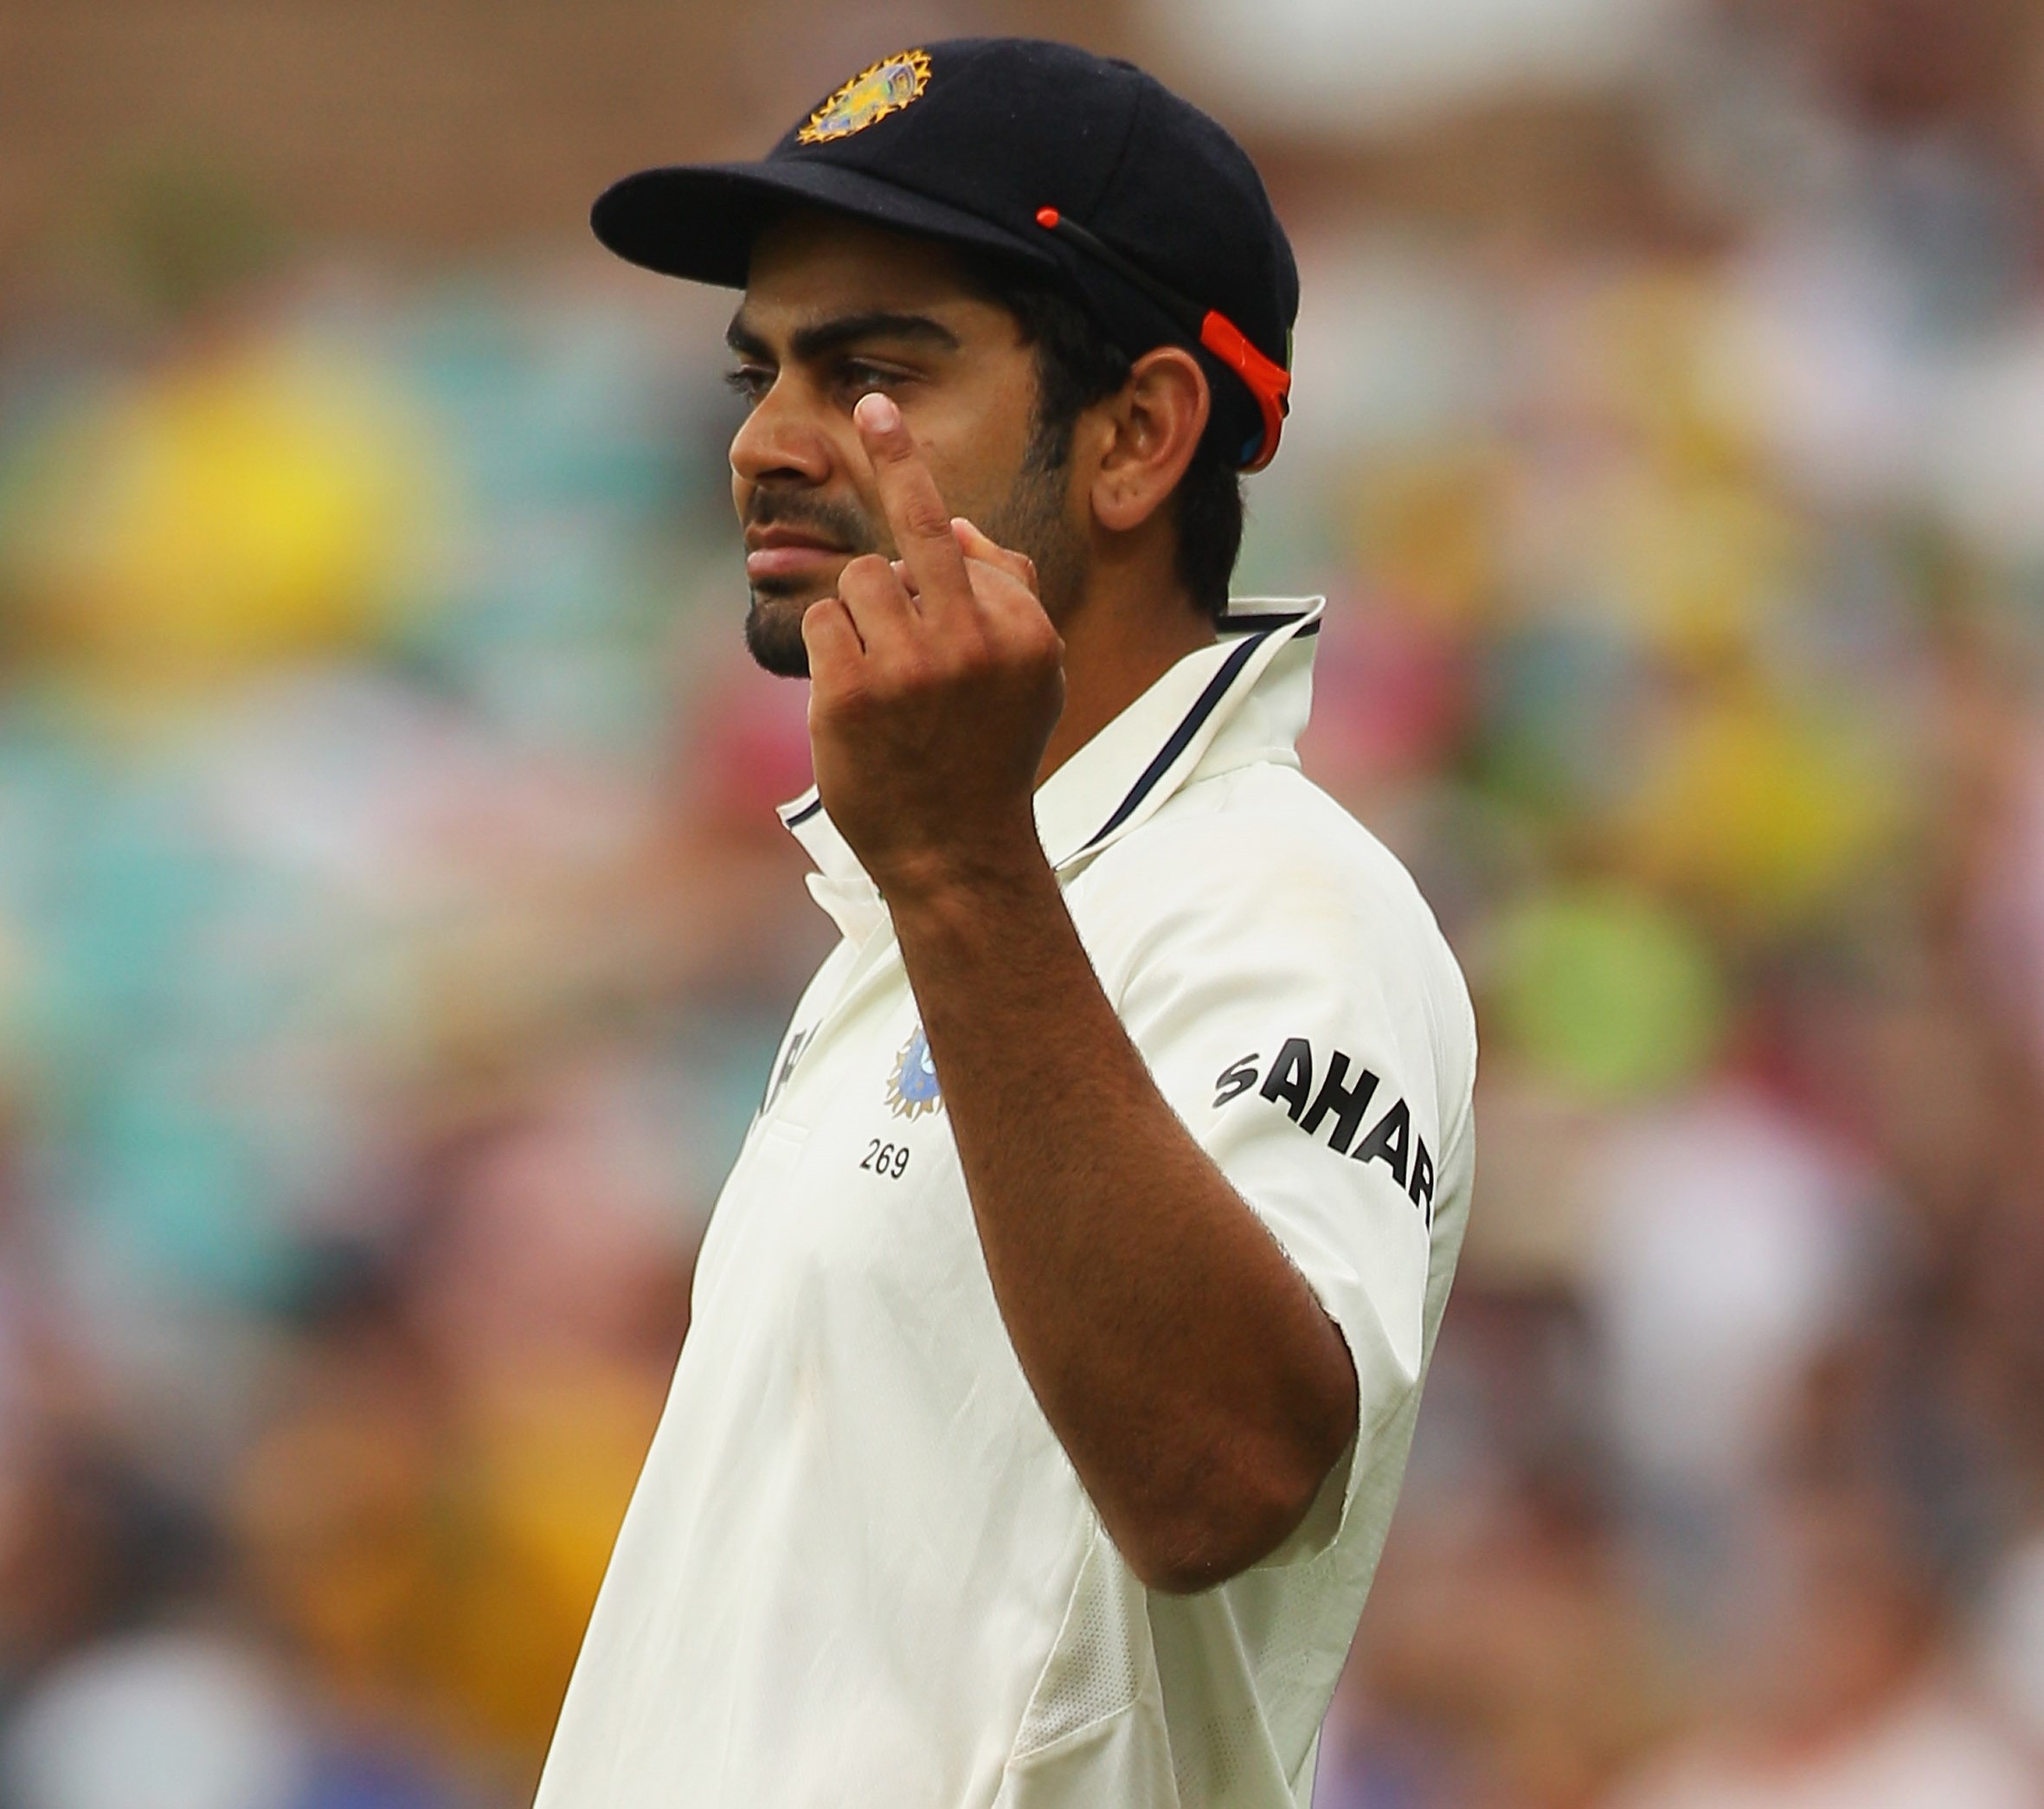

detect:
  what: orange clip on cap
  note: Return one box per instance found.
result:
[1198,310,1291,472]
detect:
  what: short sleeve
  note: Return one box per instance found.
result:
[1082,802,1465,1560]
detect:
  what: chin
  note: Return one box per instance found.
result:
[744,587,816,679]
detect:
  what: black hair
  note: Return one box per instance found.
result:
[961,256,1245,625]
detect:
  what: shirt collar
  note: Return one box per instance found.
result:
[780,596,1324,941]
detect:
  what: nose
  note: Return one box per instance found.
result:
[730,376,835,493]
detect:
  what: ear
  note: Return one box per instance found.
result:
[1086,346,1212,535]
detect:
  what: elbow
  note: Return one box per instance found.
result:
[1122,1420,1353,1596]
[1127,1522,1293,1598]
[1115,1324,1362,1594]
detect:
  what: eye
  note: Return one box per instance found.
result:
[836,360,903,402]
[723,364,773,406]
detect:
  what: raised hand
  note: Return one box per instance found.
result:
[800,392,1066,901]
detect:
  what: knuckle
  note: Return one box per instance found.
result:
[899,499,952,544]
[839,552,891,593]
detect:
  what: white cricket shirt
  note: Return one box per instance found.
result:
[535,598,1476,1808]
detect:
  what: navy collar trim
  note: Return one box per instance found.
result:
[775,600,1323,855]
[1073,612,1319,858]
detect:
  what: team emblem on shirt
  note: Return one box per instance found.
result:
[886,1023,943,1119]
[798,48,933,144]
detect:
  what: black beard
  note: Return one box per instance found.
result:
[982,448,1085,627]
[744,584,818,678]
[740,486,880,679]
[741,454,1083,680]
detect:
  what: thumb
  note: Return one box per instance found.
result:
[949,517,1039,595]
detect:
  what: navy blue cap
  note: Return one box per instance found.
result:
[592,38,1298,470]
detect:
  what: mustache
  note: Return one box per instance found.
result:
[745,489,881,554]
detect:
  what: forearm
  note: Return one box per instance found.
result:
[800,397,1355,1587]
[887,843,1359,1592]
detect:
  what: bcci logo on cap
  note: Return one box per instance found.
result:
[886,1023,942,1119]
[798,48,933,144]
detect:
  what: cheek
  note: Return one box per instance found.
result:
[927,425,1044,531]
[922,360,1040,496]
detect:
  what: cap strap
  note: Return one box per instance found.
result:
[1034,207,1290,471]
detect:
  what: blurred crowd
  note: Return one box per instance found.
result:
[1,2,2042,1805]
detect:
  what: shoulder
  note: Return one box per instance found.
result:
[1072,764,1476,1105]
[1077,763,1459,982]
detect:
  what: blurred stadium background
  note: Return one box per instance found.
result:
[3,1,2044,1804]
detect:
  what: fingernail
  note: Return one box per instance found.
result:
[855,392,900,434]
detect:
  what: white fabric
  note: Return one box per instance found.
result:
[535,598,1478,1809]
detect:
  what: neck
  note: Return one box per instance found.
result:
[1036,557,1216,785]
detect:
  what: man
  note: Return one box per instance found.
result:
[537,38,1475,1809]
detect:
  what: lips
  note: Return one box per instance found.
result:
[744,525,852,583]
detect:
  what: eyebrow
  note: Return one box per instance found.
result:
[724,309,962,364]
